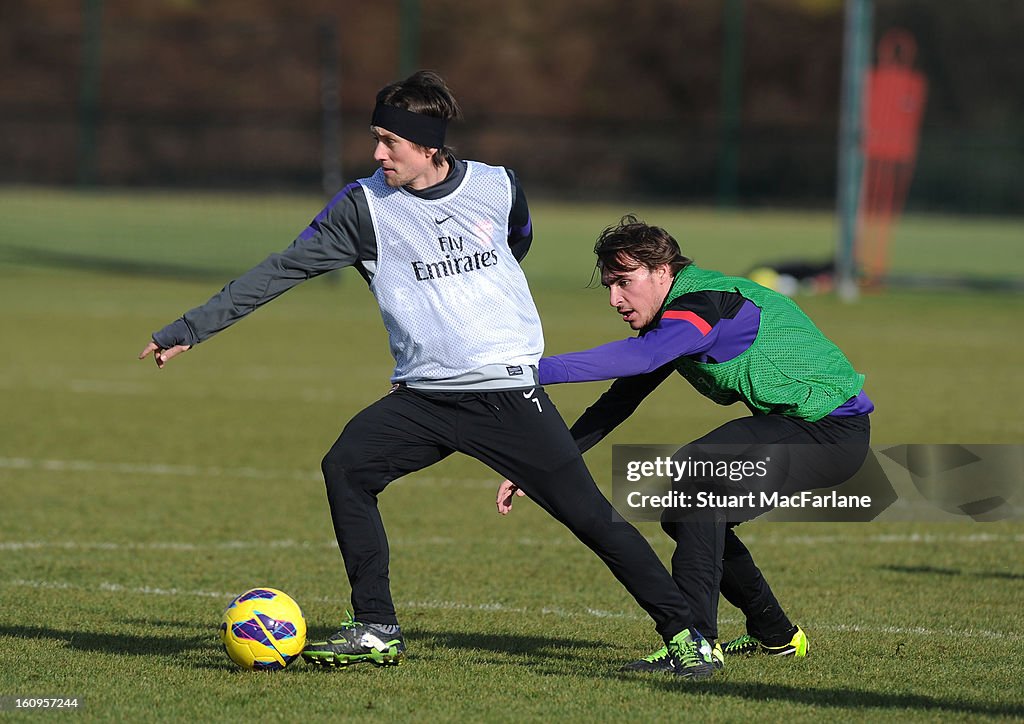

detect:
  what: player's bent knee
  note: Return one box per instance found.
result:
[321,446,359,484]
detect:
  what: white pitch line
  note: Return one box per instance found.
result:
[0,537,568,553]
[0,456,497,488]
[0,540,334,552]
[2,577,1021,642]
[2,530,1022,555]
[3,579,529,615]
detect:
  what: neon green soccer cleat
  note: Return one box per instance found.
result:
[666,629,716,680]
[723,626,808,658]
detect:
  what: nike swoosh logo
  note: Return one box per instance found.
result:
[434,215,453,225]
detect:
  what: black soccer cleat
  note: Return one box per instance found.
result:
[621,640,724,674]
[302,614,406,669]
[620,645,675,673]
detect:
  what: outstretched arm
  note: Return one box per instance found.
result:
[138,184,369,366]
[538,316,713,385]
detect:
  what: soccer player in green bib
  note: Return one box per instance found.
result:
[498,214,873,673]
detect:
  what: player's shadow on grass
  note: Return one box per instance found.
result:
[639,678,1024,719]
[0,624,207,658]
[330,627,615,670]
[880,564,1024,580]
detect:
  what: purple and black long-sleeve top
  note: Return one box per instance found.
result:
[537,290,873,453]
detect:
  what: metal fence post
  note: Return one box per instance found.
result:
[835,0,873,301]
[76,0,104,187]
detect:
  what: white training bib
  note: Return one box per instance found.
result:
[360,161,544,383]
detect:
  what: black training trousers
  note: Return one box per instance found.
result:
[662,413,870,642]
[321,385,691,640]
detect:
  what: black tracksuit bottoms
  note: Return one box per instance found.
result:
[662,412,871,642]
[320,385,691,640]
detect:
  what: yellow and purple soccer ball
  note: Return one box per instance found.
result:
[219,588,307,671]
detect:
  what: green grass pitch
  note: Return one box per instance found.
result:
[0,189,1022,720]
